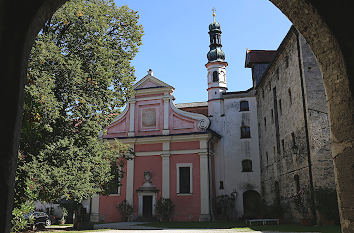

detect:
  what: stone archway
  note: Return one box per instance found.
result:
[0,0,353,232]
[243,190,262,219]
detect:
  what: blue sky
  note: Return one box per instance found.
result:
[114,0,292,104]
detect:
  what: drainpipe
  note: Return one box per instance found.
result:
[295,31,317,225]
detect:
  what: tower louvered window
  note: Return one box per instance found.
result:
[213,71,219,82]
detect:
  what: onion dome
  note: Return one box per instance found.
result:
[209,22,221,31]
[207,11,225,62]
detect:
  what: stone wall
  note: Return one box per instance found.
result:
[299,35,335,190]
[256,28,335,223]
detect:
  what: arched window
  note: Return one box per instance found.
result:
[219,181,224,189]
[242,159,253,172]
[240,100,249,111]
[241,126,251,138]
[213,71,219,82]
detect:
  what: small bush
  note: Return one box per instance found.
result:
[214,194,235,220]
[11,200,35,232]
[117,200,133,221]
[155,198,174,222]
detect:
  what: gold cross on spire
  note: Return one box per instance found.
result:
[212,7,216,23]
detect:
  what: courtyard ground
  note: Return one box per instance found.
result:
[38,222,341,233]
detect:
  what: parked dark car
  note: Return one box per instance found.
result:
[24,211,51,229]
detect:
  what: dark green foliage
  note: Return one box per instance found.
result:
[11,153,37,232]
[155,198,175,222]
[314,188,340,224]
[15,0,143,209]
[214,194,235,220]
[10,201,35,232]
[117,200,133,221]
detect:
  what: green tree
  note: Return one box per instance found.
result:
[16,0,142,208]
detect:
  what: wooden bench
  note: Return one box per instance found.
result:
[247,218,279,226]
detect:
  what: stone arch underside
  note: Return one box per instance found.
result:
[0,0,353,232]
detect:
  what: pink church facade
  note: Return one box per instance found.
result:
[97,70,216,222]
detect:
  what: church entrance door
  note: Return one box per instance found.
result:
[143,195,153,218]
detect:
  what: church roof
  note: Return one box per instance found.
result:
[245,50,277,68]
[176,102,208,116]
[175,102,208,108]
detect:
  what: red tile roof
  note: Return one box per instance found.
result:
[176,102,208,117]
[245,50,277,67]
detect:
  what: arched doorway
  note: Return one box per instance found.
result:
[0,0,353,232]
[243,190,262,219]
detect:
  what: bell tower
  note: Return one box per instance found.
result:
[206,9,228,117]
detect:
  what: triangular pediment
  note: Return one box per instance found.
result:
[133,71,173,90]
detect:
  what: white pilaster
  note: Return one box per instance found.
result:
[161,142,170,198]
[200,139,208,152]
[126,156,135,205]
[199,151,210,221]
[163,96,170,135]
[90,194,100,222]
[128,99,136,137]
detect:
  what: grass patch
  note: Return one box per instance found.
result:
[249,224,341,233]
[141,221,247,229]
[142,221,341,233]
[50,224,74,227]
[38,229,112,233]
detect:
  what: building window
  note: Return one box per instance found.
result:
[264,117,267,129]
[240,100,249,111]
[262,89,264,99]
[288,88,292,105]
[273,146,276,156]
[274,181,280,203]
[294,174,300,192]
[266,152,269,164]
[213,71,219,82]
[241,126,251,138]
[279,99,282,115]
[219,181,224,190]
[271,109,274,123]
[177,163,192,194]
[276,68,279,80]
[285,55,289,68]
[242,159,253,172]
[268,81,271,91]
[108,162,122,196]
[291,132,296,147]
[282,139,285,152]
